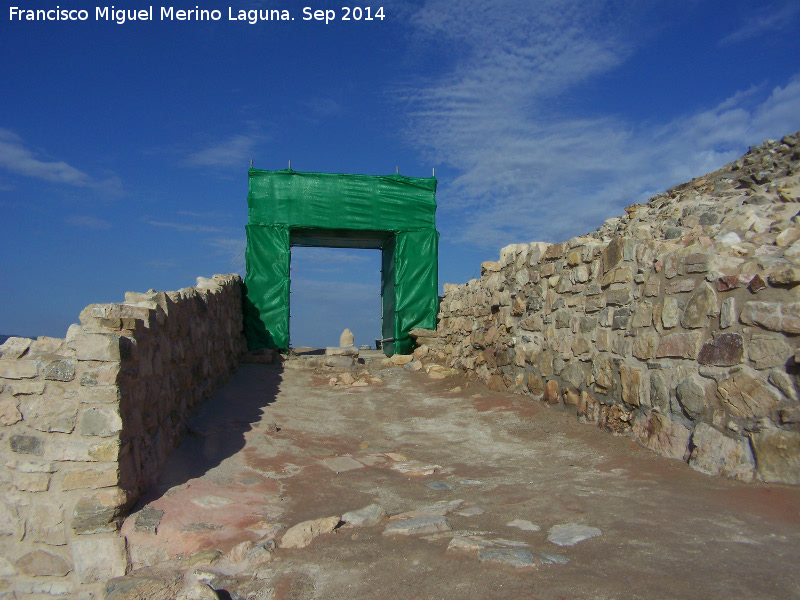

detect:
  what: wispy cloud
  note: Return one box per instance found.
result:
[402,0,800,249]
[146,220,227,233]
[66,215,112,230]
[0,129,121,193]
[184,134,263,168]
[720,2,800,45]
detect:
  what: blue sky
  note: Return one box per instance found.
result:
[2,0,800,347]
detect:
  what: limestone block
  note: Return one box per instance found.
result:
[7,381,46,396]
[750,430,800,485]
[280,516,340,549]
[720,297,736,329]
[526,373,544,396]
[543,380,560,404]
[73,332,128,362]
[644,276,660,297]
[632,301,653,327]
[632,330,658,360]
[0,398,22,425]
[71,536,128,583]
[0,360,38,379]
[602,238,624,273]
[620,364,642,407]
[79,406,123,437]
[768,370,797,401]
[61,465,119,490]
[632,412,691,460]
[716,371,779,419]
[0,337,32,359]
[675,375,709,419]
[0,500,23,540]
[20,395,79,433]
[656,333,700,359]
[592,355,613,391]
[339,328,355,347]
[15,550,71,577]
[665,279,696,294]
[71,487,131,534]
[605,288,631,306]
[739,301,781,332]
[747,334,792,370]
[680,283,718,329]
[689,423,754,481]
[28,503,66,545]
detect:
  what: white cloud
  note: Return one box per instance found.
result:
[402,1,800,249]
[185,134,262,168]
[0,129,120,193]
[146,220,227,233]
[719,2,800,46]
[66,215,112,230]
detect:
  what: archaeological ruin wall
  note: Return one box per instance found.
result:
[435,133,800,485]
[0,274,244,598]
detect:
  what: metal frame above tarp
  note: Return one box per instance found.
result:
[244,168,438,356]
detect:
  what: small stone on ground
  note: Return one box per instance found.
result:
[547,523,602,546]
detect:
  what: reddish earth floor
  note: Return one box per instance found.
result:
[117,353,800,600]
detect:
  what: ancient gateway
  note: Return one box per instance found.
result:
[243,168,439,355]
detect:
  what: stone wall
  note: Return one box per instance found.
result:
[436,133,800,485]
[0,274,244,599]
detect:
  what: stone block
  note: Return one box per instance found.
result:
[620,364,642,407]
[751,430,800,485]
[0,360,38,379]
[10,434,43,455]
[71,487,131,534]
[543,380,560,404]
[592,355,613,390]
[740,301,782,332]
[675,375,708,419]
[79,406,123,437]
[0,399,22,425]
[7,381,45,396]
[43,360,75,382]
[72,536,128,583]
[12,470,51,491]
[606,288,631,306]
[689,423,754,481]
[747,334,792,370]
[526,373,544,396]
[61,466,119,490]
[720,297,735,329]
[656,333,700,359]
[632,331,658,360]
[665,279,696,294]
[28,504,66,545]
[0,337,32,359]
[697,333,743,367]
[680,283,718,329]
[73,332,128,362]
[0,500,23,540]
[632,413,690,460]
[602,238,624,273]
[20,396,79,433]
[716,371,778,419]
[15,550,71,577]
[632,301,653,327]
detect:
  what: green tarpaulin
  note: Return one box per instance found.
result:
[244,168,438,356]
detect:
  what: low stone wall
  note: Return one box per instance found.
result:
[436,134,800,485]
[0,274,244,598]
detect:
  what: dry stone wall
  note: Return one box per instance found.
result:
[437,132,800,485]
[0,274,244,599]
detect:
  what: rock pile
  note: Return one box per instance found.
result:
[435,132,800,484]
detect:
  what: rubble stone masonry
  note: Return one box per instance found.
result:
[436,133,800,486]
[0,274,244,598]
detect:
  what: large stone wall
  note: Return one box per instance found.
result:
[0,274,244,599]
[436,133,800,485]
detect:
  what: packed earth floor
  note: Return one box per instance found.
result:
[115,352,800,600]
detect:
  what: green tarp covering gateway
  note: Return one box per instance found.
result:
[244,168,439,356]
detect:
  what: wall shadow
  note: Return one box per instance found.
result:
[133,362,283,505]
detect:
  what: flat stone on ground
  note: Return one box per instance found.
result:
[507,519,540,531]
[547,523,602,546]
[383,515,451,536]
[321,456,364,472]
[478,548,539,568]
[341,504,386,527]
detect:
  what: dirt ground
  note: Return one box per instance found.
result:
[118,353,800,600]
